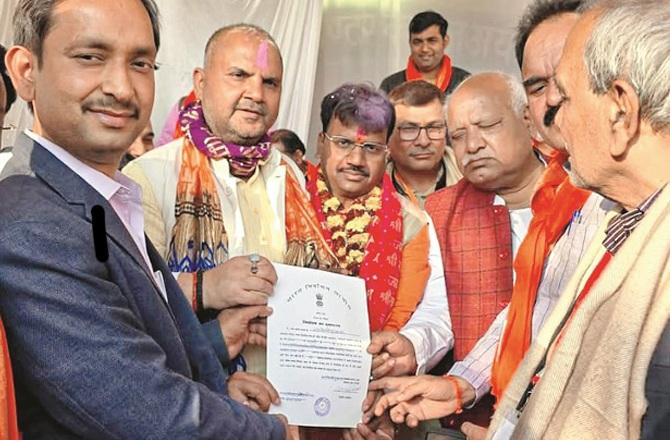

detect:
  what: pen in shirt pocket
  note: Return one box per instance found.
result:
[567,210,582,233]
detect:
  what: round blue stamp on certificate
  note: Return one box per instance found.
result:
[314,397,331,417]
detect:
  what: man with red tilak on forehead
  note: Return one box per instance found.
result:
[125,23,341,408]
[125,26,452,435]
[297,83,452,440]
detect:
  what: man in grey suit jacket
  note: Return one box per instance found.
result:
[0,0,290,438]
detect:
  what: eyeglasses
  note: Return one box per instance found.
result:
[396,124,447,142]
[322,132,387,157]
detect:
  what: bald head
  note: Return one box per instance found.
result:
[204,24,282,71]
[192,24,283,145]
[449,72,528,120]
[447,72,537,192]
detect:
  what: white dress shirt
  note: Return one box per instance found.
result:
[494,195,533,275]
[24,130,166,302]
[124,137,453,372]
[449,193,614,401]
[0,150,12,174]
[401,217,454,374]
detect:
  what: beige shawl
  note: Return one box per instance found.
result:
[487,186,670,440]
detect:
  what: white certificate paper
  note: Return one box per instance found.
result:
[267,263,372,428]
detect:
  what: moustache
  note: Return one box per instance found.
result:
[235,103,267,116]
[408,147,438,156]
[83,97,139,118]
[543,105,559,127]
[339,165,370,177]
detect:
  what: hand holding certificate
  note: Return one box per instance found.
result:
[267,264,372,428]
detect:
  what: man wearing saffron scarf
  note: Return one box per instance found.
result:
[487,1,670,437]
[370,71,545,430]
[299,83,452,440]
[368,2,614,437]
[124,23,321,405]
[380,11,469,96]
[124,24,295,269]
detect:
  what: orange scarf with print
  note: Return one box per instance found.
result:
[491,150,590,400]
[284,167,340,271]
[406,55,453,92]
[171,133,339,273]
[307,165,403,331]
[167,138,229,272]
[172,90,197,139]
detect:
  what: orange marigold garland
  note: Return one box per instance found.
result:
[314,172,381,275]
[306,164,404,331]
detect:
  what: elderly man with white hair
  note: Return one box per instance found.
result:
[484,0,670,438]
[368,62,617,438]
[367,71,544,431]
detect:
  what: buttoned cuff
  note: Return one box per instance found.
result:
[201,320,231,367]
[448,361,492,407]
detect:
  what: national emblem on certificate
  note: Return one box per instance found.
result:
[267,263,373,427]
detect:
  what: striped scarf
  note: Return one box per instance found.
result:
[167,100,272,272]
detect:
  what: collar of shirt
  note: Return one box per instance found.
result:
[534,149,548,166]
[603,186,664,254]
[24,129,136,200]
[23,130,166,301]
[387,159,445,201]
[494,194,533,265]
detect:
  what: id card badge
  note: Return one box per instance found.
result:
[490,410,519,440]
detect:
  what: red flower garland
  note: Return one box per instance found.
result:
[307,165,404,331]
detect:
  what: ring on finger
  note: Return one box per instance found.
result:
[249,253,261,274]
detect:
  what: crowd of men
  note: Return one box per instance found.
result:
[0,0,667,439]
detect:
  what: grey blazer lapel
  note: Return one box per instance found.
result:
[15,134,168,305]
